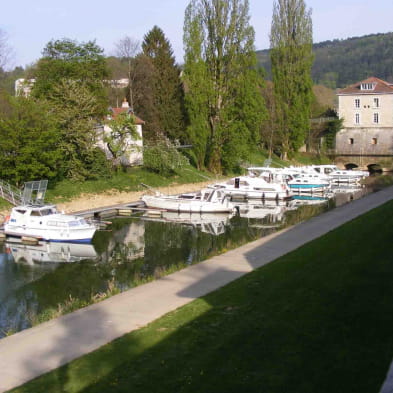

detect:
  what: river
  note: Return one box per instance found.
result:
[0,185,371,337]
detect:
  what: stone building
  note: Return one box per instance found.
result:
[336,77,393,168]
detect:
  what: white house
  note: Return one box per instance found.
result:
[96,99,144,166]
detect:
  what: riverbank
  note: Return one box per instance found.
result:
[0,180,215,218]
[3,186,393,393]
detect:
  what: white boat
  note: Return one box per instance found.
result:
[141,188,234,213]
[310,164,369,183]
[329,169,369,183]
[3,204,97,243]
[209,176,292,201]
[288,173,331,193]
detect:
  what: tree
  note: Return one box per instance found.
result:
[104,111,140,169]
[142,26,185,141]
[132,54,158,138]
[32,38,109,113]
[114,36,140,110]
[44,79,109,181]
[0,94,62,185]
[270,0,314,158]
[30,39,112,180]
[183,0,266,173]
[0,28,13,71]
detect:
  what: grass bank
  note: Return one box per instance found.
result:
[10,199,393,393]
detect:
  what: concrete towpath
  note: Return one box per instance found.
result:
[1,186,393,393]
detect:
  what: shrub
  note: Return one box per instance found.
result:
[143,137,189,175]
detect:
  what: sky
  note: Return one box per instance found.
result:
[2,0,393,69]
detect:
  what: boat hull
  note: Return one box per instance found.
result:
[142,195,233,213]
[4,226,96,243]
[221,189,291,201]
[288,183,330,193]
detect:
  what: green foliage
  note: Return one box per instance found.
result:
[32,38,109,112]
[323,117,343,149]
[85,148,113,180]
[44,79,107,181]
[258,32,393,88]
[104,111,140,169]
[183,0,267,173]
[141,26,186,140]
[143,137,189,175]
[0,95,62,185]
[270,0,314,156]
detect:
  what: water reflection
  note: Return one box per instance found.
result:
[0,183,368,337]
[141,211,233,235]
[6,242,97,265]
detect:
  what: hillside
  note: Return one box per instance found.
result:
[257,32,393,89]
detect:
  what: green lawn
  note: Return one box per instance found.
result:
[10,199,393,393]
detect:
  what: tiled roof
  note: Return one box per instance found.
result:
[108,107,145,124]
[338,77,393,95]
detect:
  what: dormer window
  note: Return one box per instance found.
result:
[360,82,376,91]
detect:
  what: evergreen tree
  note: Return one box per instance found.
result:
[183,0,266,173]
[270,0,314,158]
[142,26,185,141]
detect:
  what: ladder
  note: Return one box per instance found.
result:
[0,179,48,206]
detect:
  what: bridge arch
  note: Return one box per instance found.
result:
[367,163,383,174]
[344,162,359,170]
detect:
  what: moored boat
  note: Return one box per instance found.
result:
[209,176,292,201]
[141,188,234,213]
[288,173,331,193]
[3,204,97,243]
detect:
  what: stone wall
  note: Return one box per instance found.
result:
[336,127,393,155]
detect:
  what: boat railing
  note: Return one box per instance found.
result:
[0,179,23,205]
[0,179,48,206]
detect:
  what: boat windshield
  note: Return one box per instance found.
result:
[68,219,88,227]
[30,208,56,216]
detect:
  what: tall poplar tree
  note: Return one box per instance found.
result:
[270,0,313,158]
[142,26,185,141]
[183,0,266,173]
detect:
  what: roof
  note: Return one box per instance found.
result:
[108,107,145,125]
[338,77,393,95]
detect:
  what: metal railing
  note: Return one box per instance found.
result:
[0,180,23,205]
[0,179,48,206]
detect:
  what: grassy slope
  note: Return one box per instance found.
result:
[10,199,393,393]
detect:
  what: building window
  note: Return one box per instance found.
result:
[373,98,379,108]
[361,82,376,90]
[373,113,379,124]
[348,138,354,145]
[355,99,360,108]
[355,113,360,124]
[371,138,378,145]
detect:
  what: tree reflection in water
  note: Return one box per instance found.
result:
[0,191,348,337]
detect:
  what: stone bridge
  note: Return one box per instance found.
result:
[330,154,393,172]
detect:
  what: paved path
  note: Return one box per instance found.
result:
[1,186,393,393]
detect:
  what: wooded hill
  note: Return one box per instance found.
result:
[257,32,393,89]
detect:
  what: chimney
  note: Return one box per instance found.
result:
[121,98,129,108]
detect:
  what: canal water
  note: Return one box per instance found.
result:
[0,185,370,337]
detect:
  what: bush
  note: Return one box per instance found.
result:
[143,137,189,175]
